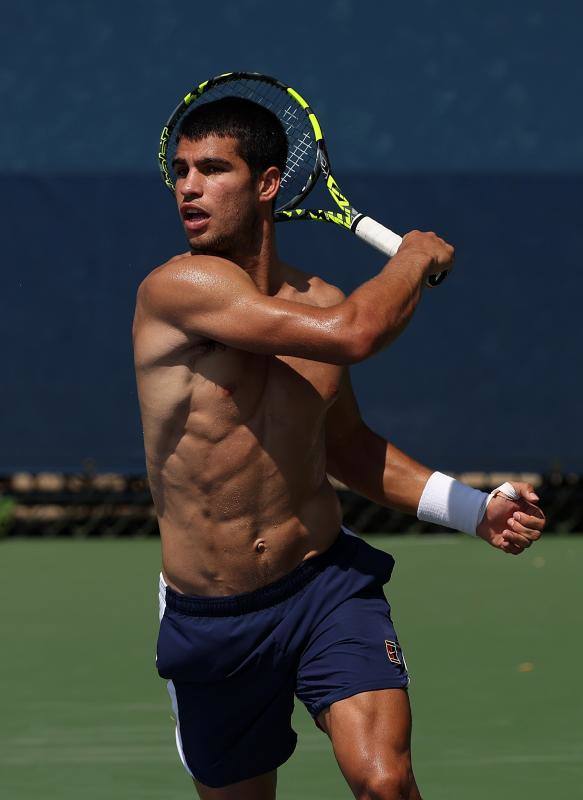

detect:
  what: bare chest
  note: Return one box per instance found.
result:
[188,339,342,417]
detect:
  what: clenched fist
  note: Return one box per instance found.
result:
[399,230,455,279]
[477,482,546,555]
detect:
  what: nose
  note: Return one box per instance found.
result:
[180,167,203,199]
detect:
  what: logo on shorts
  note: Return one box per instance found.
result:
[385,640,401,665]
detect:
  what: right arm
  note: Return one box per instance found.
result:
[138,231,453,365]
[343,229,454,356]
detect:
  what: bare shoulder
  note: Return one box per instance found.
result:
[138,253,249,305]
[141,252,236,285]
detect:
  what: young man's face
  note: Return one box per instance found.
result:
[172,135,262,256]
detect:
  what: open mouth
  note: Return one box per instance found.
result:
[181,206,211,231]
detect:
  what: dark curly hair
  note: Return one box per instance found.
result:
[176,96,288,179]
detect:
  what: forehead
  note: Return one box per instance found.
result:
[174,135,243,162]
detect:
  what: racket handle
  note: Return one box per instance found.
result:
[352,215,402,257]
[352,215,448,287]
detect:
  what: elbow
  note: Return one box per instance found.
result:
[337,301,376,364]
[344,327,375,364]
[343,315,405,363]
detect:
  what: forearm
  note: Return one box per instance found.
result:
[327,422,541,549]
[343,249,430,358]
[329,426,510,537]
[328,425,432,515]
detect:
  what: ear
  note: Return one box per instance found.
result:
[257,166,281,205]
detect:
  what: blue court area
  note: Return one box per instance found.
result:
[1,534,581,799]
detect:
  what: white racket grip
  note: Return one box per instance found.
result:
[352,215,402,259]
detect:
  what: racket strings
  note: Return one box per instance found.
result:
[168,77,317,209]
[282,129,314,187]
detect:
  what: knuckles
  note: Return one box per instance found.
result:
[402,229,455,262]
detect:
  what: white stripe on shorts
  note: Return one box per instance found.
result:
[167,680,196,780]
[157,574,196,779]
[158,572,167,622]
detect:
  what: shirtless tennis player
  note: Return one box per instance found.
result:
[133,98,546,800]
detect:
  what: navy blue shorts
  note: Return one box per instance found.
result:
[156,526,409,788]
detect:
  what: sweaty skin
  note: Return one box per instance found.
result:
[133,134,454,598]
[135,130,544,800]
[134,263,346,596]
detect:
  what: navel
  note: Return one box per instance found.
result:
[254,539,266,553]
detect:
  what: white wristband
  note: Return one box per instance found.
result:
[417,473,522,535]
[417,472,488,535]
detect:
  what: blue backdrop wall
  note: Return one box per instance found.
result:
[1,1,581,473]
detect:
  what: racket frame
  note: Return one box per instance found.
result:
[158,71,447,285]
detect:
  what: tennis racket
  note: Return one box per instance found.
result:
[158,71,448,287]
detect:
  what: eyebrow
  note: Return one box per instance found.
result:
[171,156,233,170]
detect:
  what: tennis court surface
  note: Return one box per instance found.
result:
[1,535,581,799]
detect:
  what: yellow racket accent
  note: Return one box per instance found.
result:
[184,81,207,106]
[326,175,350,210]
[309,114,323,142]
[286,87,310,109]
[280,207,352,229]
[286,88,323,141]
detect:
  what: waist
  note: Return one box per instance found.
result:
[160,486,343,594]
[160,526,359,617]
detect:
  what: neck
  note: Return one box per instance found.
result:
[230,218,286,296]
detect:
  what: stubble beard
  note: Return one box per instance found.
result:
[188,204,261,261]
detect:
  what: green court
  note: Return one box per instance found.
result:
[1,535,581,799]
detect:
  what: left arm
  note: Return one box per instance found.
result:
[324,367,431,514]
[325,367,545,554]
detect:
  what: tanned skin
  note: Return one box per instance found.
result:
[133,135,545,800]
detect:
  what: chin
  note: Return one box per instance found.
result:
[188,235,229,256]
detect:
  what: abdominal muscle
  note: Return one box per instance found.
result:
[137,335,344,597]
[157,450,343,597]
